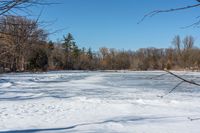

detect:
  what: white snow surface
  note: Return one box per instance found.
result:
[0,71,200,133]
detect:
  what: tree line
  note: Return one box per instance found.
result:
[0,16,200,73]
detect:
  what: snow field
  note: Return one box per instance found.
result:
[0,71,200,132]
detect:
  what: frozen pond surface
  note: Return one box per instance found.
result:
[0,71,200,133]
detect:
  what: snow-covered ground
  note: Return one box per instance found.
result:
[0,71,200,133]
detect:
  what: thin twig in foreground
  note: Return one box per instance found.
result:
[138,3,200,24]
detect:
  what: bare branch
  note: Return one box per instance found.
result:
[158,81,184,98]
[188,117,200,121]
[181,19,200,29]
[138,3,200,24]
[164,70,200,86]
[0,0,56,17]
[155,70,200,98]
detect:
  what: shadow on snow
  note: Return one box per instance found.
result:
[0,115,184,133]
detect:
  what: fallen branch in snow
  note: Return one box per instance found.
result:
[164,70,200,87]
[157,80,184,98]
[188,117,200,121]
[156,70,200,98]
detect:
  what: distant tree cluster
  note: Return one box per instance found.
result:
[0,16,200,73]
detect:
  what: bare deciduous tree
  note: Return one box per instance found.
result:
[172,35,181,53]
[183,36,194,50]
[0,15,47,71]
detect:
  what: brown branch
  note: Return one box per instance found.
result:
[0,0,29,16]
[188,117,200,121]
[164,70,200,87]
[0,0,57,16]
[157,80,184,98]
[156,70,200,98]
[138,3,200,24]
[181,19,200,29]
[188,86,200,121]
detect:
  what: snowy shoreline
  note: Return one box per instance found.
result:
[1,69,200,74]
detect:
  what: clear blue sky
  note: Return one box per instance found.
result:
[29,0,200,50]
